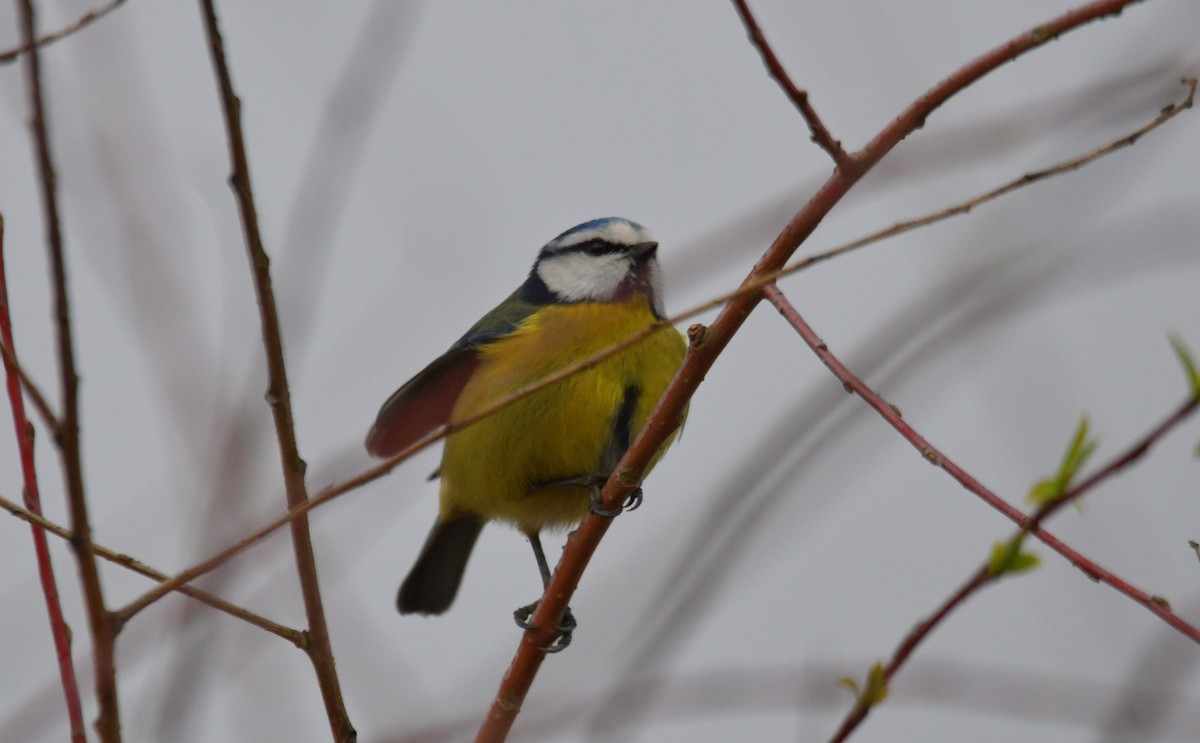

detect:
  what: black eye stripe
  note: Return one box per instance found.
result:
[570,239,623,256]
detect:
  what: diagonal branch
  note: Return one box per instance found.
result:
[780,289,1200,743]
[476,1,1152,740]
[762,283,1200,646]
[14,0,121,738]
[767,277,1199,739]
[731,0,852,169]
[0,0,126,65]
[0,492,305,644]
[194,0,354,739]
[770,76,1196,281]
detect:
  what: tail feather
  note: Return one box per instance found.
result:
[398,515,484,615]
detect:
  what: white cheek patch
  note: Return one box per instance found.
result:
[537,252,628,302]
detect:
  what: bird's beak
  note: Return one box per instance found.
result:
[628,241,659,262]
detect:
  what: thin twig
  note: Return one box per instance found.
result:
[0,0,126,64]
[762,283,1200,645]
[730,0,853,169]
[108,15,1192,637]
[0,215,85,741]
[475,2,1151,740]
[15,0,120,738]
[0,491,305,644]
[194,0,354,739]
[780,76,1197,278]
[827,563,991,743]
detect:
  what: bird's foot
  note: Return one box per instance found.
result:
[532,474,643,517]
[513,601,577,653]
[589,486,643,517]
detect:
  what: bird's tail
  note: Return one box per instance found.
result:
[397,514,484,615]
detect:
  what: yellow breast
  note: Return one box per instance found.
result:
[438,299,686,533]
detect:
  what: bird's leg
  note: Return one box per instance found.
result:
[513,532,576,653]
[530,531,554,589]
[532,474,644,516]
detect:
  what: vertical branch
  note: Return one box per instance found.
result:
[14,0,122,739]
[194,1,355,740]
[0,215,85,742]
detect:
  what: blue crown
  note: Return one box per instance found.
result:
[549,216,644,243]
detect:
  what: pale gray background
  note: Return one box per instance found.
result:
[1,1,1198,741]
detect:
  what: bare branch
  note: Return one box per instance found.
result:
[730,0,853,169]
[0,0,126,65]
[762,284,1200,646]
[776,76,1197,278]
[0,214,85,740]
[0,492,305,645]
[14,0,120,737]
[761,284,1199,741]
[194,0,354,739]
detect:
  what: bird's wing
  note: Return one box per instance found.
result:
[364,347,481,457]
[448,288,540,350]
[364,290,540,458]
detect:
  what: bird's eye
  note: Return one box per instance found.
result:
[585,242,609,256]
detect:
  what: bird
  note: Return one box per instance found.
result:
[365,217,687,642]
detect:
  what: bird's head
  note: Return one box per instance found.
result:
[523,217,666,318]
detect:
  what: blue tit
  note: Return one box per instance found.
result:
[366,217,687,617]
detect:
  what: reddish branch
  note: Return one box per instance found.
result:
[769,76,1196,285]
[195,0,354,739]
[827,562,993,743]
[476,1,1151,740]
[759,285,1200,742]
[15,0,121,738]
[0,217,85,741]
[731,0,852,169]
[761,284,1200,645]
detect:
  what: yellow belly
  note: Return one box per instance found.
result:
[438,299,686,534]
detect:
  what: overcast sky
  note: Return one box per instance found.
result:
[1,1,1199,741]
